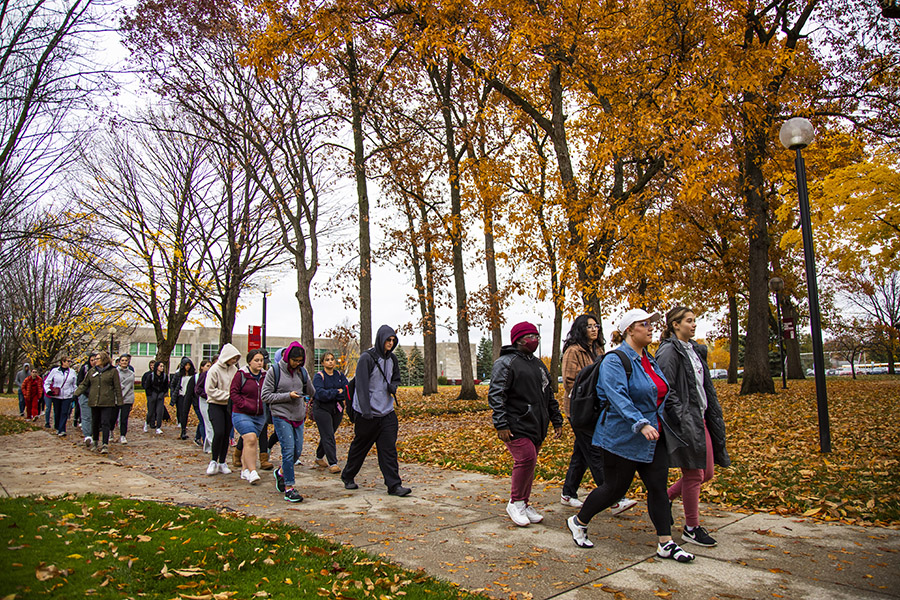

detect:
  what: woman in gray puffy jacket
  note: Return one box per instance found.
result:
[655,306,730,548]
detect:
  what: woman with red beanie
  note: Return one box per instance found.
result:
[488,321,564,527]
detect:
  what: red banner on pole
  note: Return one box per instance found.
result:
[248,325,262,351]
[782,317,795,340]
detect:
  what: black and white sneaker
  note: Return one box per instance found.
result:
[657,540,695,562]
[284,488,303,503]
[566,515,594,548]
[273,468,286,493]
[682,526,717,547]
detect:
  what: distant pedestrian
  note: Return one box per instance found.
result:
[15,362,30,417]
[143,361,168,434]
[312,352,348,473]
[656,306,730,548]
[565,309,693,563]
[141,360,156,432]
[231,349,268,485]
[76,354,99,446]
[194,359,213,449]
[205,344,240,475]
[263,342,315,502]
[74,351,124,454]
[44,357,77,437]
[341,325,411,497]
[170,357,197,440]
[22,368,43,420]
[560,315,637,514]
[489,321,563,526]
[116,354,135,445]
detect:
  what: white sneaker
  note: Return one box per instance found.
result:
[120,436,127,445]
[83,436,92,448]
[567,515,594,548]
[524,504,544,524]
[610,497,637,516]
[247,470,261,485]
[506,500,530,527]
[143,423,148,432]
[294,458,303,466]
[561,495,584,508]
[218,462,232,475]
[206,460,219,475]
[155,428,163,435]
[241,469,250,481]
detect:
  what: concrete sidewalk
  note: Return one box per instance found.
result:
[1,427,897,600]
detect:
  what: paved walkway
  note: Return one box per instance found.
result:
[1,425,898,600]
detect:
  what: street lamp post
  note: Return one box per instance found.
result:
[536,323,542,359]
[108,326,116,356]
[768,277,787,390]
[779,117,831,453]
[261,282,272,352]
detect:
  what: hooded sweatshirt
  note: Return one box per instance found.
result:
[353,325,401,418]
[117,365,135,404]
[169,357,196,402]
[262,341,315,422]
[15,364,31,388]
[206,343,240,406]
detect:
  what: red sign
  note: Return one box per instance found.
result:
[248,325,262,351]
[782,317,796,340]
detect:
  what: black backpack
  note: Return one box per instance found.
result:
[568,349,632,432]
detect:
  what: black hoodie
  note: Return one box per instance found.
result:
[169,357,197,404]
[353,325,401,418]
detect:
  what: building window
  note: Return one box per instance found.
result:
[202,344,219,363]
[173,343,192,357]
[130,342,158,357]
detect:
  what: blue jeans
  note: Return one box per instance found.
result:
[18,389,25,415]
[272,416,304,486]
[78,394,92,438]
[52,398,73,434]
[232,412,266,437]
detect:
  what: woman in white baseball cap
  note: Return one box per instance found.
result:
[566,308,694,563]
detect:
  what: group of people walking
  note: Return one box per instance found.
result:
[489,307,729,564]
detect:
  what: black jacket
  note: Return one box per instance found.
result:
[488,345,563,446]
[655,337,730,470]
[354,325,401,418]
[142,369,169,402]
[169,357,197,406]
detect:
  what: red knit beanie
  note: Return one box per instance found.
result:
[510,321,539,344]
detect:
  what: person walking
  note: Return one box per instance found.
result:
[230,349,268,485]
[565,309,693,563]
[44,357,77,437]
[169,357,197,440]
[76,354,98,446]
[15,362,30,417]
[655,306,730,548]
[489,321,564,526]
[312,352,348,473]
[205,344,240,475]
[341,325,411,497]
[560,315,637,514]
[22,368,43,420]
[193,359,212,449]
[116,354,135,444]
[263,342,315,502]
[74,351,124,454]
[143,361,168,434]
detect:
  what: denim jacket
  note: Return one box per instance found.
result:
[592,343,678,463]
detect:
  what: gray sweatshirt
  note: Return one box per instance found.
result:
[261,359,315,422]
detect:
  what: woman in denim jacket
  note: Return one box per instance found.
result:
[566,309,694,563]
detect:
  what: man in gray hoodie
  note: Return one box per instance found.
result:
[341,325,410,497]
[15,362,30,416]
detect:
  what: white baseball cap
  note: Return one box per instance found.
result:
[617,308,662,334]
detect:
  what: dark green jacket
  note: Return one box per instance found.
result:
[74,364,124,408]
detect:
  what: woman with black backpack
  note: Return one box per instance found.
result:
[560,315,637,515]
[312,352,349,473]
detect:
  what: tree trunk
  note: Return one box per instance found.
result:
[739,107,775,395]
[347,40,372,351]
[728,294,740,384]
[217,284,240,348]
[782,297,805,379]
[484,218,503,361]
[295,266,315,360]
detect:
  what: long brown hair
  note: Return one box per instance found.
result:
[662,306,691,340]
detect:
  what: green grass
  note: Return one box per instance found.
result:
[0,495,481,600]
[0,414,42,435]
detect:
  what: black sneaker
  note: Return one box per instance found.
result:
[193,438,202,447]
[388,485,411,497]
[682,526,717,547]
[343,479,359,490]
[274,468,285,493]
[284,488,303,503]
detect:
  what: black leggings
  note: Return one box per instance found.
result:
[119,404,132,437]
[208,403,232,463]
[577,442,672,537]
[91,406,119,445]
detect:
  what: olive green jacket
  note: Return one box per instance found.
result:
[74,365,124,408]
